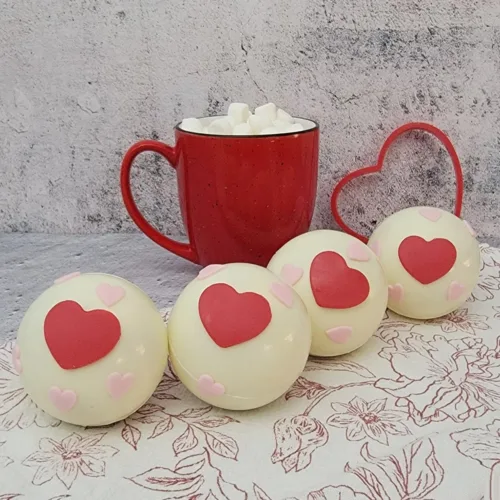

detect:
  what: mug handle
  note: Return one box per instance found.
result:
[120,140,199,263]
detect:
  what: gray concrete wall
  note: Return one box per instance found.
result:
[1,0,499,241]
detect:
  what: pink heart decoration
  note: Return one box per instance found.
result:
[11,344,22,375]
[418,207,442,222]
[388,284,404,303]
[49,386,77,412]
[96,283,126,307]
[270,282,294,308]
[107,372,135,399]
[447,281,466,301]
[197,264,227,280]
[54,272,81,284]
[368,240,381,258]
[197,374,225,396]
[463,220,477,238]
[326,326,352,344]
[279,264,303,286]
[347,241,370,262]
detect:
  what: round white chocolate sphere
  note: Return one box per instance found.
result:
[15,272,168,426]
[168,263,311,410]
[368,207,481,319]
[268,230,388,357]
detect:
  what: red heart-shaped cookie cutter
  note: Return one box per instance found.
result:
[330,122,464,243]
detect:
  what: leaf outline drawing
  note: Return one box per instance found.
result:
[346,438,444,500]
[128,448,247,499]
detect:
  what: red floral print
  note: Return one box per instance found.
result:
[2,245,500,498]
[432,308,490,335]
[0,341,60,430]
[346,438,444,499]
[327,396,410,445]
[376,334,500,425]
[22,433,119,489]
[271,415,328,473]
[129,449,246,499]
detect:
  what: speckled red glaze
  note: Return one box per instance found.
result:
[121,120,319,266]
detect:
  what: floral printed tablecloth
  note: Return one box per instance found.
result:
[2,244,500,500]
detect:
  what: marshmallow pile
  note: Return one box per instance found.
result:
[180,102,305,136]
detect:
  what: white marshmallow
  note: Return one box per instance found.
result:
[206,117,233,135]
[248,114,272,134]
[255,103,277,122]
[260,126,279,135]
[273,120,290,132]
[180,117,204,133]
[285,123,304,133]
[277,108,294,124]
[233,123,253,135]
[228,103,250,125]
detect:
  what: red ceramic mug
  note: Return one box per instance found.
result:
[120,117,319,266]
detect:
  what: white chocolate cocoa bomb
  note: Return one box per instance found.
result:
[15,273,168,426]
[179,102,305,136]
[168,263,311,410]
[368,207,481,319]
[268,230,388,357]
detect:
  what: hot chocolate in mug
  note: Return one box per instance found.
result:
[120,116,319,266]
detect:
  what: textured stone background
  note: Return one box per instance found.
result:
[1,0,499,241]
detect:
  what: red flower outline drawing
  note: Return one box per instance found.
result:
[271,415,328,473]
[22,432,119,489]
[327,396,410,445]
[376,333,500,425]
[253,483,369,499]
[374,310,419,344]
[306,485,370,499]
[346,438,444,500]
[432,308,490,335]
[0,341,60,430]
[451,419,500,468]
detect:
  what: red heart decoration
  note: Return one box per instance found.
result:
[330,122,464,242]
[398,236,457,284]
[310,251,370,309]
[198,283,272,348]
[44,300,121,370]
